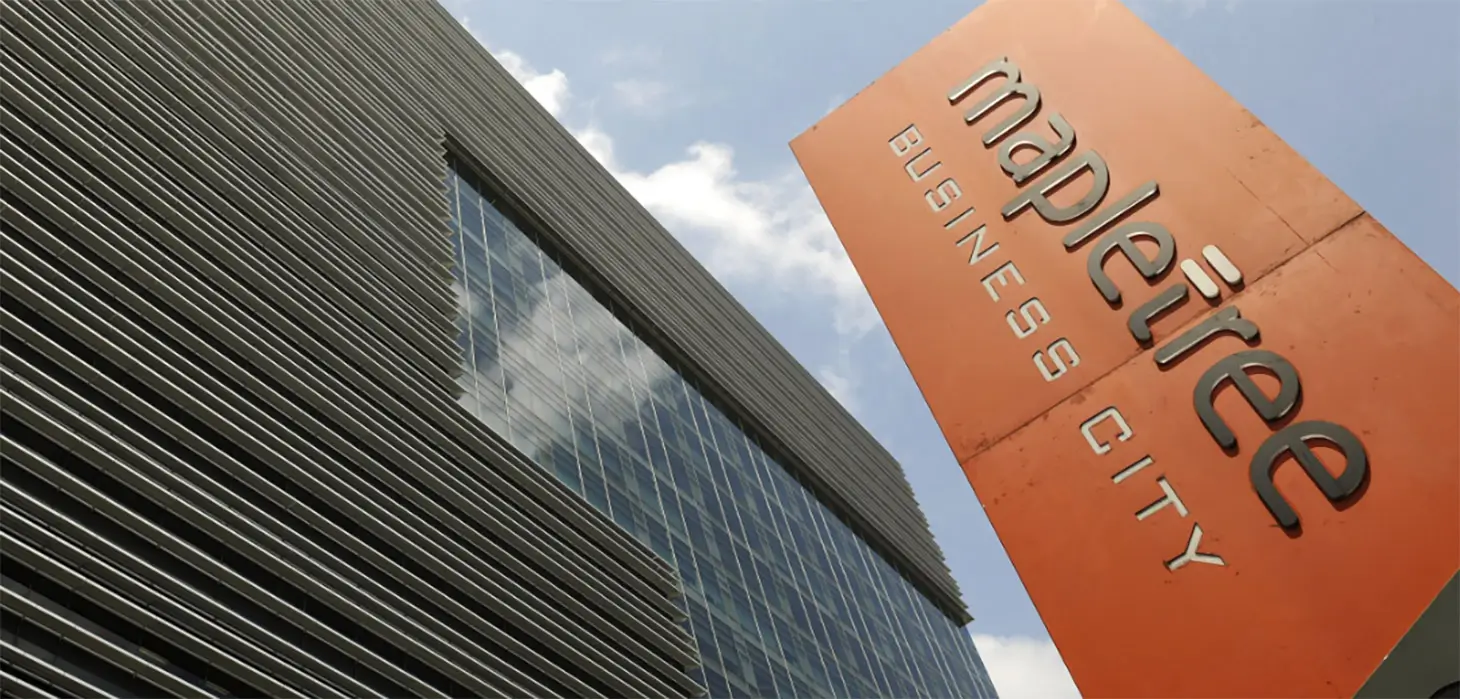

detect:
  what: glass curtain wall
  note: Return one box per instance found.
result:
[446,164,997,699]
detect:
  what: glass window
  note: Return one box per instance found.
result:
[446,162,995,698]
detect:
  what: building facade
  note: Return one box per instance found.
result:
[448,168,995,699]
[1,1,996,697]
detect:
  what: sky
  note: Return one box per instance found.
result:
[444,0,1459,696]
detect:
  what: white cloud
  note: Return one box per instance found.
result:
[457,25,881,405]
[816,364,858,414]
[495,51,570,118]
[972,634,1082,699]
[595,142,879,340]
[825,94,847,116]
[572,125,618,168]
[814,341,859,414]
[611,78,673,114]
[459,18,570,118]
[453,271,670,460]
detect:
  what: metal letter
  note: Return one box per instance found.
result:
[1113,455,1155,484]
[956,225,999,267]
[1006,298,1051,339]
[1136,477,1189,520]
[1062,181,1160,251]
[1034,339,1081,382]
[1166,523,1226,570]
[905,147,942,182]
[1081,407,1133,456]
[1001,150,1111,225]
[981,261,1025,302]
[1155,306,1261,367]
[1128,284,1190,346]
[889,124,924,157]
[998,112,1078,184]
[948,56,1041,146]
[1087,222,1178,304]
[945,206,978,230]
[1193,349,1302,450]
[1250,421,1369,529]
[925,178,963,213]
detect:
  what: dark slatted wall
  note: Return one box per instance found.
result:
[2,1,699,696]
[1,0,970,695]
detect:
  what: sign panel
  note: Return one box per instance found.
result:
[790,0,1460,696]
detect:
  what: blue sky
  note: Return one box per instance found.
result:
[446,0,1458,695]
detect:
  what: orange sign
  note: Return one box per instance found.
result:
[791,0,1460,697]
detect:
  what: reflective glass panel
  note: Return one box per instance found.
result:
[446,165,997,699]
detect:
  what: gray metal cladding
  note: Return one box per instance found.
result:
[3,0,698,696]
[2,0,964,695]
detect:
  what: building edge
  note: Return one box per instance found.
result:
[421,4,972,623]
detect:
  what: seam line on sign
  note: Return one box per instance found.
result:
[1322,211,1454,315]
[1318,210,1368,245]
[955,210,1375,470]
[1224,164,1303,244]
